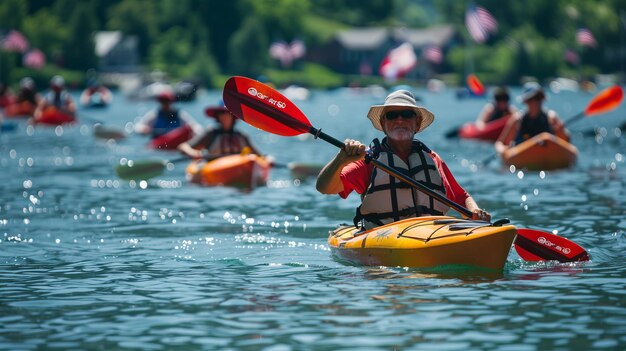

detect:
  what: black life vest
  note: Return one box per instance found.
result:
[203,129,252,155]
[515,110,553,144]
[486,105,512,122]
[354,138,448,230]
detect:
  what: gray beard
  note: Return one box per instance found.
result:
[387,127,414,141]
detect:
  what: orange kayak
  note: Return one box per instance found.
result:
[186,154,271,189]
[502,132,578,171]
[34,107,76,125]
[4,101,36,118]
[458,115,511,141]
[150,125,193,150]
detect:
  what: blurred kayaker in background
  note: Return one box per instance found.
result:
[134,89,202,139]
[79,79,113,107]
[34,75,76,120]
[0,82,13,107]
[495,82,569,156]
[14,77,41,107]
[178,100,261,158]
[316,90,490,230]
[475,86,517,129]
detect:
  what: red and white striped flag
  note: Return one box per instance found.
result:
[23,48,46,69]
[576,28,597,48]
[269,40,306,68]
[423,45,443,64]
[1,29,29,53]
[465,4,498,44]
[379,42,417,81]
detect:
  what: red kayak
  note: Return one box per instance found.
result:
[33,107,76,126]
[149,125,193,150]
[0,95,14,108]
[458,115,511,141]
[4,101,36,118]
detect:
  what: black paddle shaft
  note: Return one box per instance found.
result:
[309,126,474,217]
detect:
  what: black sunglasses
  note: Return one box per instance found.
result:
[384,110,416,120]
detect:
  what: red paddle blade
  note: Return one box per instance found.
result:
[514,229,589,262]
[584,85,624,116]
[223,76,312,136]
[466,74,485,95]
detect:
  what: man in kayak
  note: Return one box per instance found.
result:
[79,79,113,107]
[134,89,202,139]
[178,100,261,158]
[34,75,76,120]
[14,77,42,107]
[495,82,569,155]
[475,86,517,129]
[316,89,491,230]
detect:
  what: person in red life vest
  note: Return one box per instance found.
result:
[79,80,113,107]
[178,100,261,158]
[475,86,517,129]
[495,82,569,155]
[316,90,491,230]
[134,90,202,139]
[34,75,76,121]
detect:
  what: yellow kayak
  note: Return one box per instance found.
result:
[328,216,517,270]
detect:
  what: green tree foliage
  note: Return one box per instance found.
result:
[22,9,69,59]
[1,0,624,87]
[0,0,27,30]
[243,0,310,40]
[63,3,98,71]
[228,16,269,76]
[106,0,158,59]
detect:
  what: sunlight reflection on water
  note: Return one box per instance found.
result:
[1,88,625,350]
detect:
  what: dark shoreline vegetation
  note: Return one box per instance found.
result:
[1,0,624,90]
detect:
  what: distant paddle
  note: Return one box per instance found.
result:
[79,112,127,140]
[480,85,625,166]
[444,74,486,138]
[93,123,127,140]
[564,85,624,125]
[223,75,589,263]
[466,74,485,96]
[115,154,323,181]
[115,156,188,180]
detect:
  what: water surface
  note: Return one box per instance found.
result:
[1,87,625,350]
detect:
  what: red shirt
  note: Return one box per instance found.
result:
[338,152,470,206]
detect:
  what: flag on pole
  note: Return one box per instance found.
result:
[379,42,417,81]
[576,28,597,48]
[23,49,46,69]
[465,3,498,44]
[1,30,29,53]
[423,45,443,64]
[269,40,306,68]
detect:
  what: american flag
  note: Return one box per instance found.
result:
[23,49,46,69]
[465,4,498,44]
[576,28,597,48]
[269,40,306,68]
[379,42,417,81]
[1,29,29,53]
[423,45,443,64]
